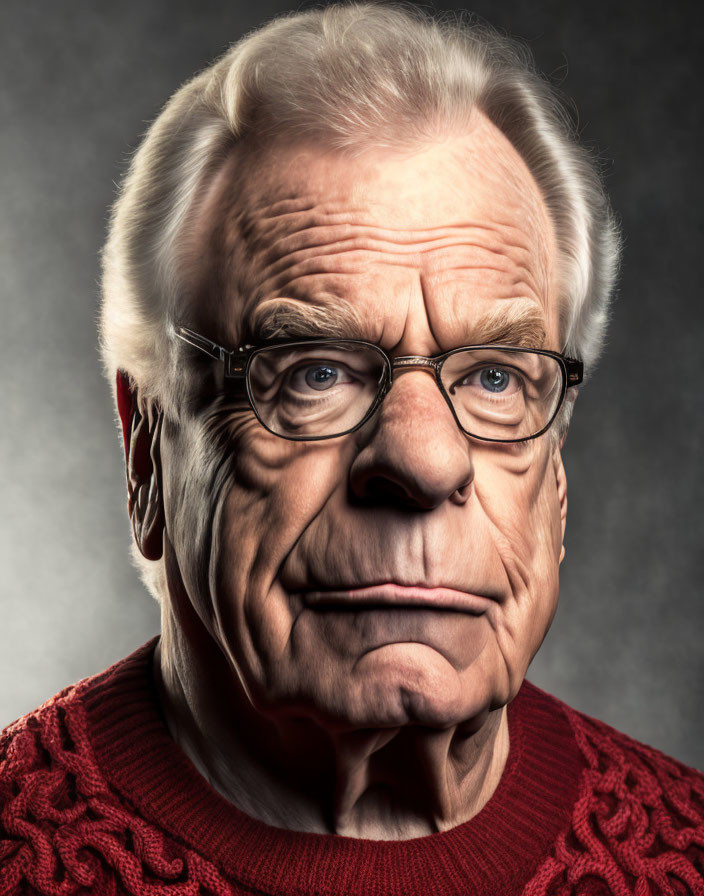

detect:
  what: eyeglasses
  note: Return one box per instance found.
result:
[174,325,583,443]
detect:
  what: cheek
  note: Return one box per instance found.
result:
[472,443,562,679]
[160,416,229,615]
[473,442,561,563]
[208,430,353,671]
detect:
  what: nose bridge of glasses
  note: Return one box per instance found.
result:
[381,356,460,435]
[389,356,442,383]
[384,356,451,415]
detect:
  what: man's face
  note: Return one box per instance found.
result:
[162,113,566,731]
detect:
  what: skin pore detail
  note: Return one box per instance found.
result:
[154,110,568,839]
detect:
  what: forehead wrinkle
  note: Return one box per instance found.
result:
[201,124,558,349]
[255,248,546,320]
[258,223,537,265]
[239,193,540,251]
[227,154,550,275]
[227,195,550,324]
[435,262,547,303]
[258,238,535,286]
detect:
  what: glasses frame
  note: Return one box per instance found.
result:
[174,324,583,443]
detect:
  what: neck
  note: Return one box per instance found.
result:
[155,597,510,841]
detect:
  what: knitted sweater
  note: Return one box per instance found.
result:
[1,640,703,896]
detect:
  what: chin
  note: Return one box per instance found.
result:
[322,643,497,731]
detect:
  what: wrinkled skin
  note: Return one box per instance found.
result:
[129,112,570,839]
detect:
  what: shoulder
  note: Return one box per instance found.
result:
[521,678,704,784]
[0,677,87,796]
[0,676,92,893]
[0,669,127,894]
[0,643,230,896]
[521,681,704,896]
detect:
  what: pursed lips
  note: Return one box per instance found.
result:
[302,583,496,614]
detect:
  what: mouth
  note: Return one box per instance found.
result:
[302,583,495,615]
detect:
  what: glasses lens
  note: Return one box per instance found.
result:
[248,341,387,439]
[440,348,564,441]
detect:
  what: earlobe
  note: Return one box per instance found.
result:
[116,369,165,562]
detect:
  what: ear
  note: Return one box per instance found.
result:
[554,388,578,563]
[558,389,578,452]
[552,445,568,564]
[116,370,165,561]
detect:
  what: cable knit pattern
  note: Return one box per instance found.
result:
[524,709,704,896]
[0,699,235,896]
[1,642,703,896]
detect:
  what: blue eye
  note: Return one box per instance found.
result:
[305,366,339,390]
[480,367,510,392]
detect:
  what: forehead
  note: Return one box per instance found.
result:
[189,112,559,351]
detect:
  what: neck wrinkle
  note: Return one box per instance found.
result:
[330,708,509,839]
[156,598,511,840]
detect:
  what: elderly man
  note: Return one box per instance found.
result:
[2,4,703,895]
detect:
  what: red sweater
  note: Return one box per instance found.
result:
[1,639,703,896]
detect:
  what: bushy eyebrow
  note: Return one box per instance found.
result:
[468,306,547,349]
[246,299,547,350]
[247,300,367,342]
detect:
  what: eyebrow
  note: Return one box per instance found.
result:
[245,300,547,350]
[468,306,547,349]
[247,300,367,342]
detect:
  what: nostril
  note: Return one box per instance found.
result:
[355,475,412,507]
[350,472,450,511]
[451,482,472,505]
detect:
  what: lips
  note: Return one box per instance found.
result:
[301,582,495,614]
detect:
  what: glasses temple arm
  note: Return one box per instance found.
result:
[565,359,583,386]
[174,325,248,378]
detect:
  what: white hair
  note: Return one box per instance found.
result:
[100,2,621,599]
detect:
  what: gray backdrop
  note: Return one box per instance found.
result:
[1,0,702,770]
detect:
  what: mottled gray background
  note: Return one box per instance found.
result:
[1,0,702,769]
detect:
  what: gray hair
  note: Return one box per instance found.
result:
[100,2,620,597]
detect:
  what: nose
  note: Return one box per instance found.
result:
[348,369,474,510]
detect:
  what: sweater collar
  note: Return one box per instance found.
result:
[80,638,585,896]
